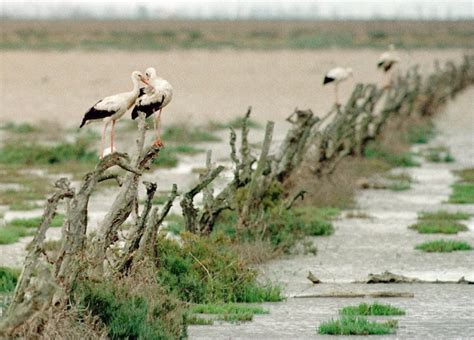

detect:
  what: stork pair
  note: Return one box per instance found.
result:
[323,44,400,106]
[80,67,173,158]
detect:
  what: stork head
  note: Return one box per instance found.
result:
[132,70,149,86]
[145,67,157,80]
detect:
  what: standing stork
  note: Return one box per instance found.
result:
[131,67,173,147]
[377,44,400,88]
[80,71,149,158]
[323,67,353,106]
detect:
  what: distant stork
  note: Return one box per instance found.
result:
[323,67,353,106]
[131,67,173,147]
[80,71,149,158]
[377,44,400,88]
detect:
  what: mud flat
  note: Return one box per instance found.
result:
[0,49,466,126]
[188,85,474,338]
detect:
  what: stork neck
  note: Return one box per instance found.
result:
[131,77,141,95]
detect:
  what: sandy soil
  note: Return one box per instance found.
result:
[0,49,466,127]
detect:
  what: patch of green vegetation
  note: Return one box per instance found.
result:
[162,125,220,143]
[153,144,205,168]
[0,138,97,166]
[156,232,282,304]
[319,316,398,335]
[364,143,419,168]
[340,303,405,316]
[449,183,474,204]
[415,240,472,252]
[163,214,185,235]
[209,117,261,130]
[76,280,186,339]
[409,220,468,234]
[187,315,213,325]
[0,226,35,244]
[404,122,435,144]
[389,181,411,191]
[0,266,21,293]
[454,168,474,183]
[189,303,267,324]
[424,146,454,163]
[418,210,470,221]
[190,303,268,315]
[171,144,204,155]
[385,172,412,183]
[1,122,37,133]
[7,214,64,229]
[9,201,41,211]
[218,313,254,323]
[305,219,334,236]
[293,206,341,221]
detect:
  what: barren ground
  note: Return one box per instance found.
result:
[0,49,467,126]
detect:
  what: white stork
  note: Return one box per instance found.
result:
[131,67,173,147]
[80,71,149,158]
[323,67,353,106]
[377,44,400,88]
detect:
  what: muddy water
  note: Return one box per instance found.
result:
[188,88,474,338]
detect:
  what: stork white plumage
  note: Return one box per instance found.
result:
[323,67,353,106]
[131,67,173,147]
[80,71,149,158]
[377,44,400,88]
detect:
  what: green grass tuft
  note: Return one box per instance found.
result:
[7,214,64,228]
[364,143,419,168]
[389,181,411,191]
[190,303,268,315]
[409,220,468,234]
[209,117,261,130]
[319,316,398,335]
[418,210,470,221]
[305,219,334,236]
[0,226,35,244]
[0,266,21,293]
[449,183,474,204]
[162,125,220,143]
[0,139,97,165]
[340,302,405,316]
[9,201,41,211]
[1,122,37,133]
[156,232,282,304]
[415,240,472,252]
[424,146,454,163]
[76,280,186,339]
[453,168,474,183]
[153,144,205,168]
[404,123,435,144]
[187,315,214,325]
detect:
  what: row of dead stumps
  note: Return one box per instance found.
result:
[299,271,473,335]
[302,270,473,298]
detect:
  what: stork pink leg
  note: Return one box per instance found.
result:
[153,109,163,147]
[100,121,110,159]
[110,119,116,153]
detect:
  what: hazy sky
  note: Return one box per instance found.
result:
[1,0,473,19]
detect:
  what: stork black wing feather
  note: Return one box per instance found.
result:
[79,100,116,128]
[323,76,335,85]
[131,95,165,120]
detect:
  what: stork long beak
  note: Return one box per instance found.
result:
[139,75,150,86]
